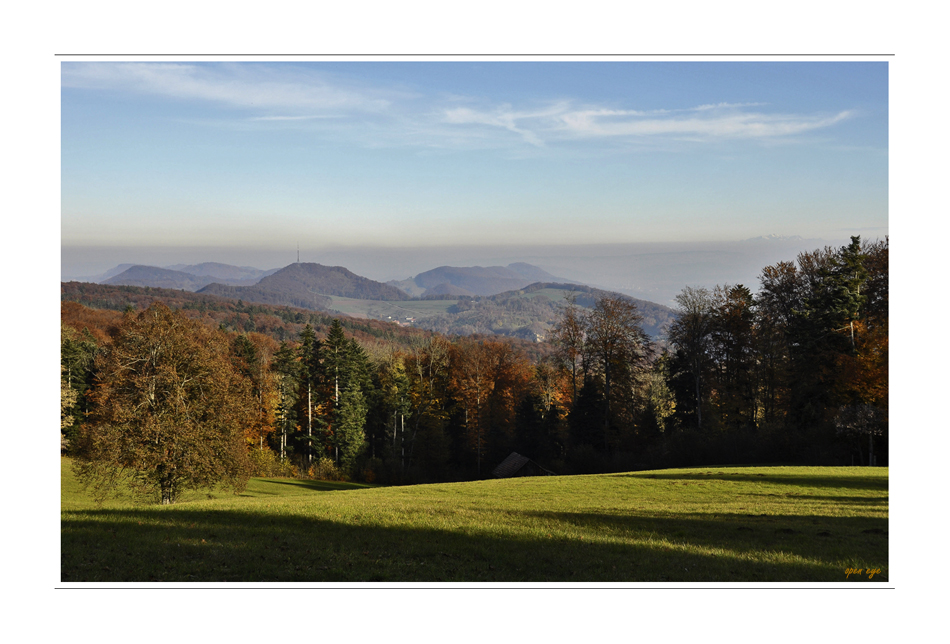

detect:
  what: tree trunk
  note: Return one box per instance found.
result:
[603,371,610,452]
[308,384,312,464]
[476,393,481,477]
[160,478,174,505]
[571,361,577,407]
[695,372,702,430]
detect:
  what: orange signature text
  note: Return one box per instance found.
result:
[845,567,882,579]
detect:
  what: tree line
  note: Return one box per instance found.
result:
[62,236,887,503]
[658,236,888,466]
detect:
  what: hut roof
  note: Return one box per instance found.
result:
[491,452,556,478]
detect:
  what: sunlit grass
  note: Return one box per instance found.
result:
[61,459,887,583]
[324,296,453,320]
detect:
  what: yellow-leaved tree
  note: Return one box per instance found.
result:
[76,304,255,504]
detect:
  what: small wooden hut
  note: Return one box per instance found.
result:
[491,452,557,478]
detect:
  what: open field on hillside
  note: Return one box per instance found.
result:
[61,460,888,583]
[326,288,583,322]
[523,287,579,302]
[326,295,454,321]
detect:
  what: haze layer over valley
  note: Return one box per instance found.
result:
[63,235,860,307]
[63,256,678,340]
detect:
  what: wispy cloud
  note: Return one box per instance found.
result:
[250,115,335,121]
[61,62,395,116]
[559,106,854,139]
[62,63,856,151]
[441,100,854,146]
[442,102,574,147]
[692,101,768,111]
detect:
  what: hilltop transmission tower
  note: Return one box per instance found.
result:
[297,243,300,263]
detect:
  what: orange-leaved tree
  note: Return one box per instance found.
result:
[76,304,255,504]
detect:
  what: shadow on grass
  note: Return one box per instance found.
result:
[745,493,888,506]
[505,507,887,565]
[621,469,888,492]
[242,478,374,495]
[61,505,888,584]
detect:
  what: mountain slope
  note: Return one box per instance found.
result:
[390,263,575,298]
[60,282,433,350]
[198,262,411,310]
[102,266,219,291]
[506,262,578,284]
[97,262,277,290]
[405,282,675,341]
[163,262,280,282]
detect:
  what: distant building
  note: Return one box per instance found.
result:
[491,452,557,478]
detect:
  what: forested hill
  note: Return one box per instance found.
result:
[388,262,577,298]
[163,262,279,281]
[101,263,279,290]
[198,263,411,308]
[413,265,541,296]
[524,282,674,337]
[415,282,675,340]
[61,282,555,363]
[103,265,221,291]
[61,281,426,346]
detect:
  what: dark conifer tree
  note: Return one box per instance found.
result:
[272,341,300,460]
[296,325,324,465]
[569,376,605,449]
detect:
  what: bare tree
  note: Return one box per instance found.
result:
[550,293,586,406]
[668,286,715,430]
[585,295,654,450]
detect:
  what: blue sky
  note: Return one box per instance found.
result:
[61,61,887,273]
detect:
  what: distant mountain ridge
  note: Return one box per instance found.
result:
[163,262,280,282]
[198,262,411,309]
[103,266,220,291]
[95,262,279,290]
[388,262,578,298]
[64,260,675,342]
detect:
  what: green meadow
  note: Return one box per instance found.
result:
[61,459,888,583]
[324,295,454,321]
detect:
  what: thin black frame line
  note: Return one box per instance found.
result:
[53,53,897,57]
[55,51,891,593]
[55,586,897,590]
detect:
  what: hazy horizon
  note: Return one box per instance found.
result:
[61,60,887,305]
[62,234,879,306]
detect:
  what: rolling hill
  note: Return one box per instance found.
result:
[100,262,279,290]
[70,260,674,343]
[198,262,411,309]
[103,265,221,291]
[60,281,433,349]
[410,282,675,340]
[388,262,577,298]
[162,262,280,282]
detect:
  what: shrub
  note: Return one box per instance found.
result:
[249,448,298,478]
[311,457,344,481]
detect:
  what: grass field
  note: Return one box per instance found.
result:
[524,288,578,302]
[61,459,888,583]
[325,295,454,321]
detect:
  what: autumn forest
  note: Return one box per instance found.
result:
[61,236,887,503]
